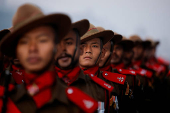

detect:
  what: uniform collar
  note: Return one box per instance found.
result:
[10,75,70,108]
[11,65,24,84]
[100,64,112,72]
[124,63,133,70]
[133,60,142,69]
[111,63,125,69]
[55,66,81,85]
[82,66,99,76]
[12,65,23,71]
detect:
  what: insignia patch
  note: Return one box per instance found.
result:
[27,83,39,96]
[83,99,94,109]
[117,77,124,82]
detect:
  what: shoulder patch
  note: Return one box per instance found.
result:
[102,71,126,85]
[66,86,98,113]
[136,68,153,78]
[89,74,114,92]
[117,68,136,76]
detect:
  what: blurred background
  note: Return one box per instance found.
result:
[0,0,170,61]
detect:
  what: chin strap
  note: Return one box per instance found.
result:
[69,29,79,68]
[102,41,114,67]
[95,38,103,65]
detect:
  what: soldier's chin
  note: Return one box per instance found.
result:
[58,60,71,68]
[111,59,120,64]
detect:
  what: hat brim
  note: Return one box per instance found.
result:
[118,40,134,51]
[72,19,89,37]
[111,34,122,44]
[0,14,71,56]
[0,29,10,41]
[142,41,152,48]
[155,41,160,46]
[81,30,114,45]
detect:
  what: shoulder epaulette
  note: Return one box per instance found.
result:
[102,71,126,85]
[66,87,98,113]
[88,74,114,92]
[117,68,136,76]
[146,63,166,73]
[136,68,153,78]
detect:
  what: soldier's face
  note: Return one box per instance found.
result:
[111,44,124,64]
[16,26,56,73]
[144,47,152,59]
[133,44,144,60]
[79,38,105,68]
[99,41,112,67]
[123,50,134,65]
[55,30,80,68]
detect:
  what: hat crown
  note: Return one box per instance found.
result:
[81,24,99,40]
[129,35,142,42]
[12,4,44,30]
[96,27,105,32]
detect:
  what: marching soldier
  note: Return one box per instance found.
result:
[54,19,102,112]
[97,27,132,113]
[0,4,98,113]
[79,24,117,113]
[110,37,138,113]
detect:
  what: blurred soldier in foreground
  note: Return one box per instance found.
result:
[0,3,98,113]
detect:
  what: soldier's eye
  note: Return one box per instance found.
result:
[92,45,98,48]
[66,42,73,45]
[39,39,48,43]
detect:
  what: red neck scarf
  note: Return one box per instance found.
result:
[11,65,24,84]
[55,66,81,85]
[148,57,158,64]
[133,60,142,69]
[111,63,125,69]
[100,64,112,72]
[81,66,99,76]
[24,71,56,108]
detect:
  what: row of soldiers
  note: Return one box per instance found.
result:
[0,3,169,113]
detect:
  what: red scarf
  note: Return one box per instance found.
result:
[148,57,158,64]
[55,66,81,85]
[133,60,142,69]
[81,66,99,76]
[11,65,24,84]
[111,63,125,69]
[24,71,55,108]
[100,64,112,72]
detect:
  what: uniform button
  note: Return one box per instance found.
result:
[108,85,111,88]
[130,71,135,74]
[105,73,108,76]
[22,80,24,83]
[119,69,122,72]
[91,74,94,77]
[67,88,73,94]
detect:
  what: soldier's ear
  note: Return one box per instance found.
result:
[101,48,106,58]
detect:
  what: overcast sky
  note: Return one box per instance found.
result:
[0,0,170,61]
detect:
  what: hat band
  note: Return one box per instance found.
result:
[81,28,99,40]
